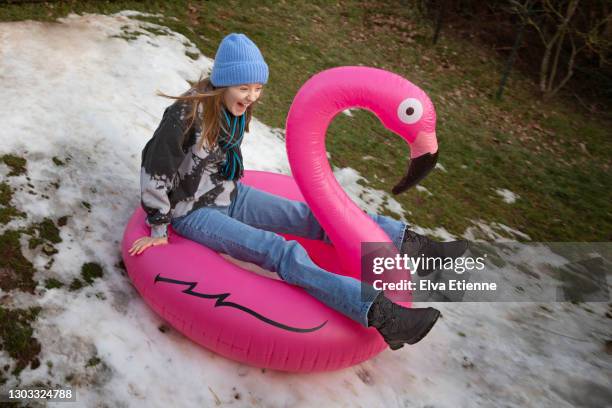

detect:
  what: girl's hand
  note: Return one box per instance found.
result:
[129,236,168,256]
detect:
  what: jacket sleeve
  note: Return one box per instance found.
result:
[140,104,189,238]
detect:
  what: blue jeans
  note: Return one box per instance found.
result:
[170,181,407,326]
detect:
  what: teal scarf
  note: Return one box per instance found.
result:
[218,107,246,180]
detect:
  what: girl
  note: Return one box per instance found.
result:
[129,33,468,350]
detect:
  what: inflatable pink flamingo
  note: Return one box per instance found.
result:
[286,66,438,279]
[121,66,438,372]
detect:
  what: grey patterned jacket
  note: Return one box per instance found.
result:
[140,97,238,238]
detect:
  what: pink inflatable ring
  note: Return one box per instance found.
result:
[122,66,439,372]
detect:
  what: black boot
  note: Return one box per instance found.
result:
[367,292,440,350]
[401,228,469,277]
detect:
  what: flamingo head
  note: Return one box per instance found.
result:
[375,75,439,195]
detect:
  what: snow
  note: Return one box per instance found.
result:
[464,220,532,242]
[333,167,407,221]
[435,163,447,172]
[495,188,520,204]
[415,185,433,196]
[0,11,610,408]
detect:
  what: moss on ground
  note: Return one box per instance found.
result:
[44,278,64,289]
[69,278,84,291]
[68,262,104,291]
[0,182,12,206]
[0,181,27,224]
[0,230,36,293]
[86,356,101,367]
[57,215,69,226]
[0,306,42,376]
[81,262,103,284]
[0,154,27,177]
[0,149,105,381]
[25,218,62,244]
[23,217,62,258]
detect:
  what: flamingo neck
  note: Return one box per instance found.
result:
[286,70,397,275]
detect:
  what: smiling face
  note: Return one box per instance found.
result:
[222,83,264,116]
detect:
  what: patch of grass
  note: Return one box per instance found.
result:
[109,23,173,43]
[28,237,44,249]
[33,218,62,244]
[69,278,83,291]
[23,217,62,256]
[52,156,65,166]
[0,154,27,176]
[0,204,27,224]
[0,306,42,376]
[185,50,199,60]
[81,262,103,284]
[109,30,141,42]
[44,258,55,270]
[68,262,104,291]
[44,278,64,289]
[57,215,69,226]
[86,356,101,367]
[0,182,13,206]
[143,25,171,37]
[0,182,27,224]
[0,230,36,293]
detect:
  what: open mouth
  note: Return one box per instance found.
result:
[238,102,249,108]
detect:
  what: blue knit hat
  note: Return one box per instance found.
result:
[210,33,269,87]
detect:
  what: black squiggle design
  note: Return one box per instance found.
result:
[154,274,327,333]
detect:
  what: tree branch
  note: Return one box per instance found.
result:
[548,33,578,98]
[547,25,566,92]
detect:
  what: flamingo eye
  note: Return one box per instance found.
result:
[397,98,423,124]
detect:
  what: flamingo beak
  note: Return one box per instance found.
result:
[391,152,439,194]
[391,130,439,195]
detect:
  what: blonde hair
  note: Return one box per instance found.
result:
[155,72,257,151]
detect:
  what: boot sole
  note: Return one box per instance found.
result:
[386,309,441,349]
[406,309,440,345]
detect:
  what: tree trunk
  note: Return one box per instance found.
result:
[539,0,579,98]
